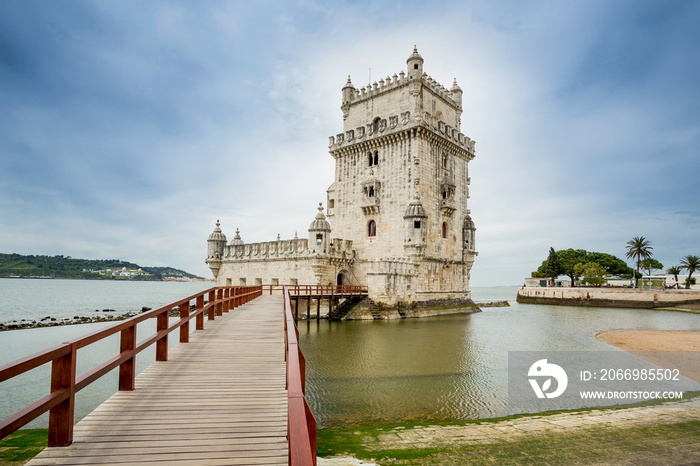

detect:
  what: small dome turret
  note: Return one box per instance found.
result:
[229,228,243,246]
[407,45,424,79]
[403,193,427,219]
[342,75,356,104]
[450,78,463,107]
[308,203,331,232]
[208,220,227,243]
[308,203,331,255]
[463,214,475,230]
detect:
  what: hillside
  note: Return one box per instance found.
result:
[0,253,206,281]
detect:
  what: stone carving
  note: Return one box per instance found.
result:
[356,126,365,139]
[389,115,398,129]
[336,133,344,144]
[379,119,387,132]
[346,129,354,142]
[401,111,410,125]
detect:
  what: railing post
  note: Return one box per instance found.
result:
[223,288,230,313]
[208,290,215,320]
[196,294,204,330]
[119,322,136,391]
[48,343,76,447]
[216,289,223,316]
[179,300,190,343]
[156,310,168,361]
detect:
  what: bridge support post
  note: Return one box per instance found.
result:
[196,295,204,330]
[208,290,215,320]
[119,322,136,390]
[179,300,190,343]
[156,311,168,361]
[48,343,77,447]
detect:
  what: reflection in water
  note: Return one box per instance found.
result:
[300,287,700,427]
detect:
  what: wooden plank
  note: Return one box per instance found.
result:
[27,295,288,465]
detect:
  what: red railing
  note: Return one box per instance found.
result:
[0,285,262,446]
[287,285,367,297]
[283,287,317,465]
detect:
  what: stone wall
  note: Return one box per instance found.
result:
[517,287,700,308]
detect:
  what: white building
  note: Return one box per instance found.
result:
[207,48,478,309]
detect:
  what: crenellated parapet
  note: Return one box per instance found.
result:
[329,111,475,157]
[223,238,310,261]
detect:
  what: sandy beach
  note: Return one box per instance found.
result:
[597,330,700,383]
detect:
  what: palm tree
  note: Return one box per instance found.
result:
[679,255,700,289]
[625,237,653,288]
[666,266,681,289]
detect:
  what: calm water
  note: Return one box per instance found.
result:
[299,286,700,426]
[0,279,212,428]
[1,282,699,429]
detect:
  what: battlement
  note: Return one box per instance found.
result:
[223,238,309,261]
[328,110,476,155]
[343,71,460,109]
[221,236,355,262]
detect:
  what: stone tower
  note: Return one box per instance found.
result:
[208,47,477,312]
[327,46,477,304]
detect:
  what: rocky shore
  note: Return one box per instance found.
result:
[0,306,189,331]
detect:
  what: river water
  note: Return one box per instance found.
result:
[1,281,699,429]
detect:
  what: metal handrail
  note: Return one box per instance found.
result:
[0,285,263,446]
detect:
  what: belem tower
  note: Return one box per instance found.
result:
[206,48,478,316]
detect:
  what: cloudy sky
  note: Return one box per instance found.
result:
[1,0,698,286]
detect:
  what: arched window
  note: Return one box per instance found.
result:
[368,220,376,237]
[373,117,380,133]
[373,151,379,166]
[442,222,447,239]
[368,186,375,197]
[368,152,374,167]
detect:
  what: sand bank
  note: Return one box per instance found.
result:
[597,330,700,383]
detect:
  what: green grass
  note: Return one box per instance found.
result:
[0,429,47,465]
[318,421,700,465]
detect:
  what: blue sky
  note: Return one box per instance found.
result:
[1,0,698,286]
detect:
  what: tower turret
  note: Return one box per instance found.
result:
[450,79,463,109]
[206,220,227,278]
[308,203,331,255]
[406,46,424,79]
[462,212,476,252]
[341,76,355,120]
[403,193,428,257]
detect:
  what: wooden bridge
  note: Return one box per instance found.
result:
[0,285,362,465]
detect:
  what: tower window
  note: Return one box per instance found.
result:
[316,234,323,244]
[368,220,376,237]
[442,222,447,239]
[368,186,375,197]
[414,220,421,229]
[414,64,418,69]
[374,151,379,166]
[368,152,374,166]
[373,117,380,132]
[442,189,447,199]
[442,154,448,169]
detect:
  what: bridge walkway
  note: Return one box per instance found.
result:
[27,295,288,465]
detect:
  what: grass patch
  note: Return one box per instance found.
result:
[318,420,700,465]
[0,429,47,465]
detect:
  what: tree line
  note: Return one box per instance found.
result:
[0,253,203,280]
[532,237,698,288]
